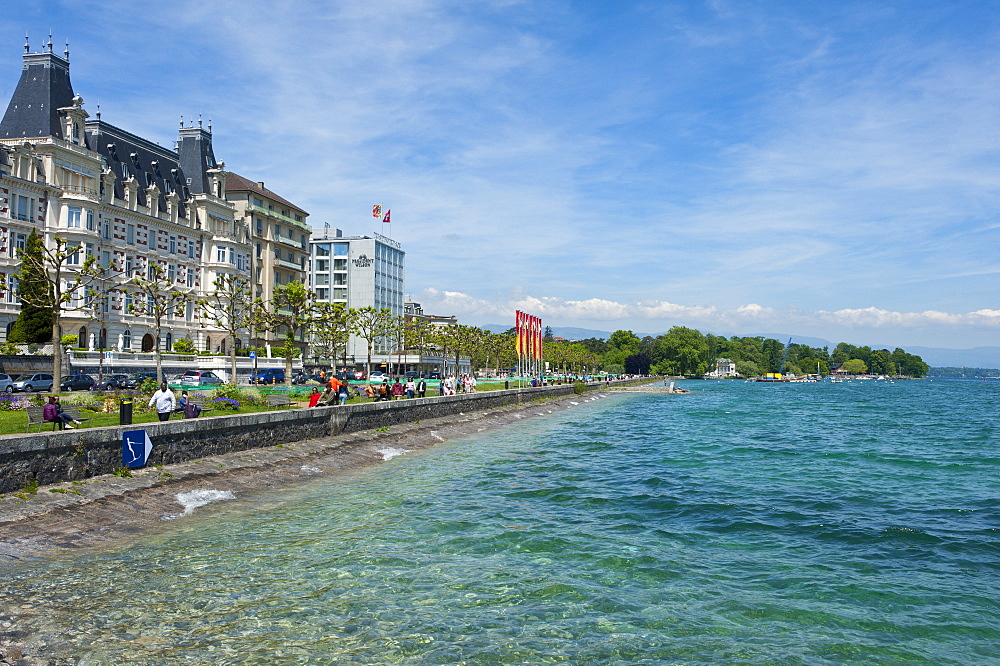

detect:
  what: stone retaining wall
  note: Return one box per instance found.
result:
[0,384,583,494]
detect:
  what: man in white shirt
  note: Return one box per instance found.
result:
[148,382,176,421]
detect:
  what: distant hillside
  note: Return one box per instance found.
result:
[928,367,1000,378]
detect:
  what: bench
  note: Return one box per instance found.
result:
[266,394,297,409]
[26,405,91,432]
[187,398,214,415]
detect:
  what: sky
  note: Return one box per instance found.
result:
[1,0,998,350]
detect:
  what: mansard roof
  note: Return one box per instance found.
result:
[225,171,308,216]
[86,120,190,216]
[0,51,75,140]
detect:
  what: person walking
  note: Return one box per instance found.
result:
[338,382,349,405]
[148,382,176,421]
[417,377,427,398]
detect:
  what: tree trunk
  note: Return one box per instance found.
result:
[229,333,238,385]
[51,319,62,395]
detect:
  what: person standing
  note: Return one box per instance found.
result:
[405,377,416,399]
[391,378,404,400]
[148,382,176,421]
[338,382,349,405]
[416,377,427,398]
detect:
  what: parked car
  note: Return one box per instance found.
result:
[335,371,354,382]
[249,368,285,385]
[122,372,158,389]
[0,373,13,393]
[11,373,54,392]
[427,371,442,380]
[179,370,225,386]
[60,374,95,392]
[352,371,365,380]
[91,374,130,390]
[368,371,386,382]
[404,371,421,379]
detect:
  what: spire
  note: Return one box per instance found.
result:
[0,39,76,139]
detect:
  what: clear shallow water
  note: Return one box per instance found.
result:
[3,379,998,664]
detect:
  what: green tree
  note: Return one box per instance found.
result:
[840,358,868,374]
[311,302,354,368]
[653,326,710,376]
[197,274,254,385]
[269,281,315,385]
[127,264,189,384]
[7,230,54,344]
[352,306,396,380]
[0,234,112,393]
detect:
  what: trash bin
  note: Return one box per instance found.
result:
[505,380,510,390]
[119,398,133,425]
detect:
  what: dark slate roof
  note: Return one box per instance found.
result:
[178,126,217,196]
[225,171,308,216]
[0,52,75,140]
[85,120,190,217]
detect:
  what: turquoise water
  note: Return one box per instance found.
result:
[3,379,998,664]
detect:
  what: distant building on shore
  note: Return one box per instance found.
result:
[704,358,738,379]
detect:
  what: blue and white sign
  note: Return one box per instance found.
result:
[248,351,256,359]
[122,429,153,469]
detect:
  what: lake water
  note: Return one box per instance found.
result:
[2,378,998,664]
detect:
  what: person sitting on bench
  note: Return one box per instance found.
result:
[43,396,82,429]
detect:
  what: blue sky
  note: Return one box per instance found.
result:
[2,0,998,349]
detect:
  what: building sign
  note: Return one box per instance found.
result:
[353,254,373,268]
[122,429,153,469]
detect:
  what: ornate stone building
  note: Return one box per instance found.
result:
[0,41,251,354]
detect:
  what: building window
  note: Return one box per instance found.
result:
[122,329,132,350]
[188,242,195,259]
[125,256,133,276]
[333,288,347,300]
[149,229,156,250]
[334,243,348,256]
[273,224,280,239]
[126,224,135,245]
[256,243,262,259]
[253,198,263,207]
[67,206,81,228]
[315,259,328,272]
[5,277,18,303]
[187,268,194,287]
[315,274,329,286]
[103,218,111,240]
[169,236,176,254]
[167,264,175,282]
[334,258,347,271]
[228,248,235,264]
[124,293,133,313]
[315,244,330,257]
[86,210,95,231]
[216,246,226,263]
[316,287,329,300]
[14,234,26,257]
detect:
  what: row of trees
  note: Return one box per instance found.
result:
[539,327,929,378]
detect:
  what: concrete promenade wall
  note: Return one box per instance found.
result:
[0,383,590,494]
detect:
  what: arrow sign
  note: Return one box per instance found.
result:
[122,429,153,469]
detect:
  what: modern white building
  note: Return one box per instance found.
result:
[308,228,405,363]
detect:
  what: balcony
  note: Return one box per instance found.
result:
[61,185,100,201]
[248,204,310,231]
[276,258,305,271]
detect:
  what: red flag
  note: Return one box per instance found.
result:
[382,209,391,223]
[372,204,382,218]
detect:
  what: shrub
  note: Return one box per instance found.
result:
[139,377,159,394]
[60,334,78,346]
[172,337,196,353]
